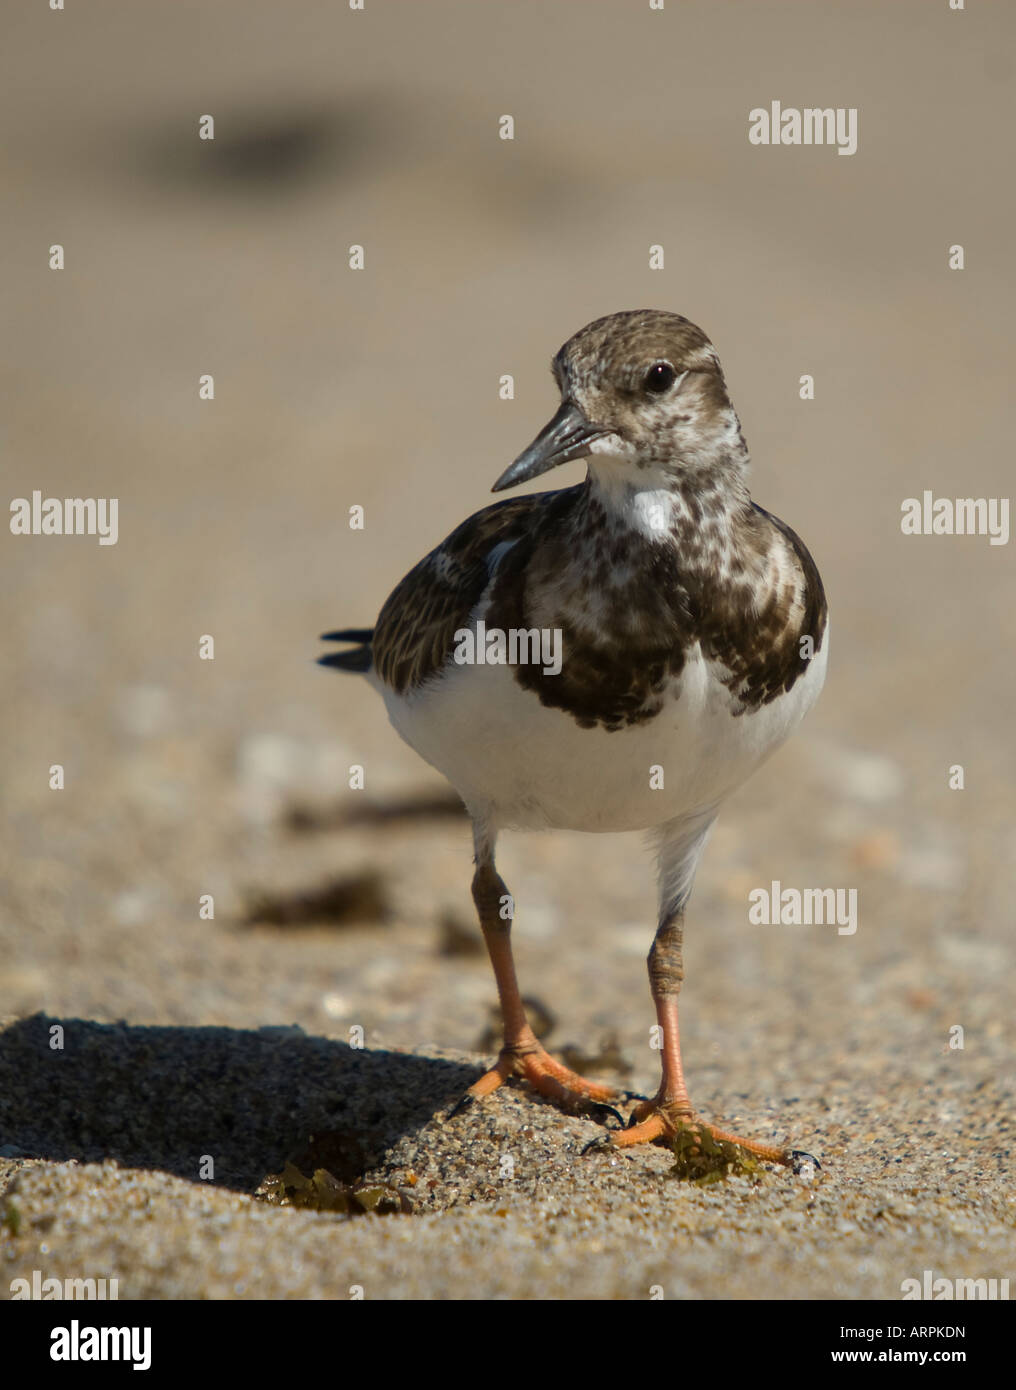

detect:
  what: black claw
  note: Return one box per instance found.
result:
[585,1102,626,1130]
[446,1092,476,1120]
[581,1134,615,1157]
[790,1149,821,1174]
[619,1090,650,1104]
[626,1110,642,1129]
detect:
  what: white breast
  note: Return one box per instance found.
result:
[373,624,829,835]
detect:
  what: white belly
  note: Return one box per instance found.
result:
[373,629,828,834]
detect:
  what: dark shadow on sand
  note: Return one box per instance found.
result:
[0,1014,479,1193]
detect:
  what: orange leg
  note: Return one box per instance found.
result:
[599,907,808,1169]
[451,859,621,1115]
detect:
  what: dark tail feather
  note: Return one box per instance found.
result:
[318,627,373,674]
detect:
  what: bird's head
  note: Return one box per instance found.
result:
[492,310,748,497]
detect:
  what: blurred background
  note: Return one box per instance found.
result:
[2,0,1013,1127]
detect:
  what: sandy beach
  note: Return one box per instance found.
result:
[2,0,1013,1302]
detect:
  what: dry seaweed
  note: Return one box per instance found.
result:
[244,870,390,927]
[666,1123,763,1185]
[255,1130,413,1216]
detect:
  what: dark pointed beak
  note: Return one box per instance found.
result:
[491,400,611,493]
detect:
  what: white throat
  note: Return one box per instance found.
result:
[586,458,703,539]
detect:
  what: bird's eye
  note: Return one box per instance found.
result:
[643,361,677,394]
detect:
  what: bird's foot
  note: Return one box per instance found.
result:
[448,1040,623,1120]
[584,1095,816,1171]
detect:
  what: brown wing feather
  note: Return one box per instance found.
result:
[372,492,571,694]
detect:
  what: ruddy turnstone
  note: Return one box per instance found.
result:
[321,310,828,1167]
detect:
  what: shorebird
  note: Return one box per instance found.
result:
[321,310,828,1167]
